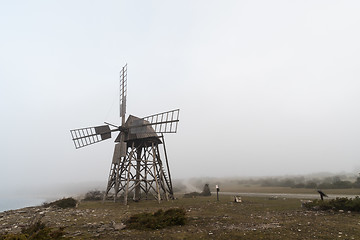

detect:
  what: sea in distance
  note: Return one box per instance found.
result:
[0,181,106,212]
[0,197,46,212]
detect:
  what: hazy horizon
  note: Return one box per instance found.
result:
[1,170,359,212]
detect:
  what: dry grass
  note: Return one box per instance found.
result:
[62,194,360,239]
[2,189,360,239]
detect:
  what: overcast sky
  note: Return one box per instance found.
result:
[1,0,360,197]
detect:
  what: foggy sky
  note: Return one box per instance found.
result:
[1,0,360,196]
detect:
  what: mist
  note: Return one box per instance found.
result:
[1,1,360,210]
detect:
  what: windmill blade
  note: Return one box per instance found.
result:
[70,125,112,149]
[141,109,180,133]
[120,64,127,118]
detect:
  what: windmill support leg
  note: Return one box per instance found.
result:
[152,143,161,203]
[114,163,120,202]
[124,160,131,205]
[134,147,142,201]
[161,134,174,199]
[124,142,135,205]
[104,163,116,202]
[144,147,149,199]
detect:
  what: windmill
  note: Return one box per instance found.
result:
[70,64,179,204]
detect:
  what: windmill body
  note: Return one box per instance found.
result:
[70,64,179,204]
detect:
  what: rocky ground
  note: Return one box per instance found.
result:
[1,196,360,239]
[0,204,128,238]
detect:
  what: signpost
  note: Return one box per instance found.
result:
[216,185,220,201]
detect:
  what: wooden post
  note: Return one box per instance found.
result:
[160,134,173,199]
[134,147,142,201]
[124,143,135,205]
[152,143,161,203]
[114,163,119,202]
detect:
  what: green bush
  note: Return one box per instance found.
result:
[304,197,360,212]
[0,220,66,240]
[43,197,77,209]
[125,208,186,230]
[83,190,104,201]
[183,192,201,198]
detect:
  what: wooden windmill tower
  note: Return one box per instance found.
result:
[70,64,179,204]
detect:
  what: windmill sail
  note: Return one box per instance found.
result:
[70,125,112,149]
[141,109,179,133]
[120,64,127,118]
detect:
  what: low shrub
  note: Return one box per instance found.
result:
[183,184,211,198]
[304,196,360,212]
[83,190,104,201]
[0,220,66,240]
[125,208,186,230]
[43,197,77,209]
[183,192,201,198]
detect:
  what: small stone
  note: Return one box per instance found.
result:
[72,231,82,236]
[113,223,126,230]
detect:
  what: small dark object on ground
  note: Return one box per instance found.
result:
[304,196,360,212]
[43,197,77,209]
[0,220,66,240]
[124,208,186,230]
[317,190,328,200]
[201,183,211,196]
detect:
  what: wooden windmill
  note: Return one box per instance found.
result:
[70,64,179,204]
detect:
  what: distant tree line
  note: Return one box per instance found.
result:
[177,175,360,193]
[258,175,360,189]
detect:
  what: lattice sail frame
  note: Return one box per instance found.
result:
[69,109,179,149]
[70,125,111,149]
[120,64,127,118]
[141,109,179,133]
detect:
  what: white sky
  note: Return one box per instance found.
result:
[1,0,360,196]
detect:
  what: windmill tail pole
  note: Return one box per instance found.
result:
[104,122,119,128]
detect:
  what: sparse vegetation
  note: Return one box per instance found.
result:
[2,195,360,239]
[124,208,186,230]
[304,196,360,212]
[183,192,201,198]
[83,190,104,201]
[43,197,77,209]
[0,220,66,240]
[183,183,211,198]
[2,187,360,239]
